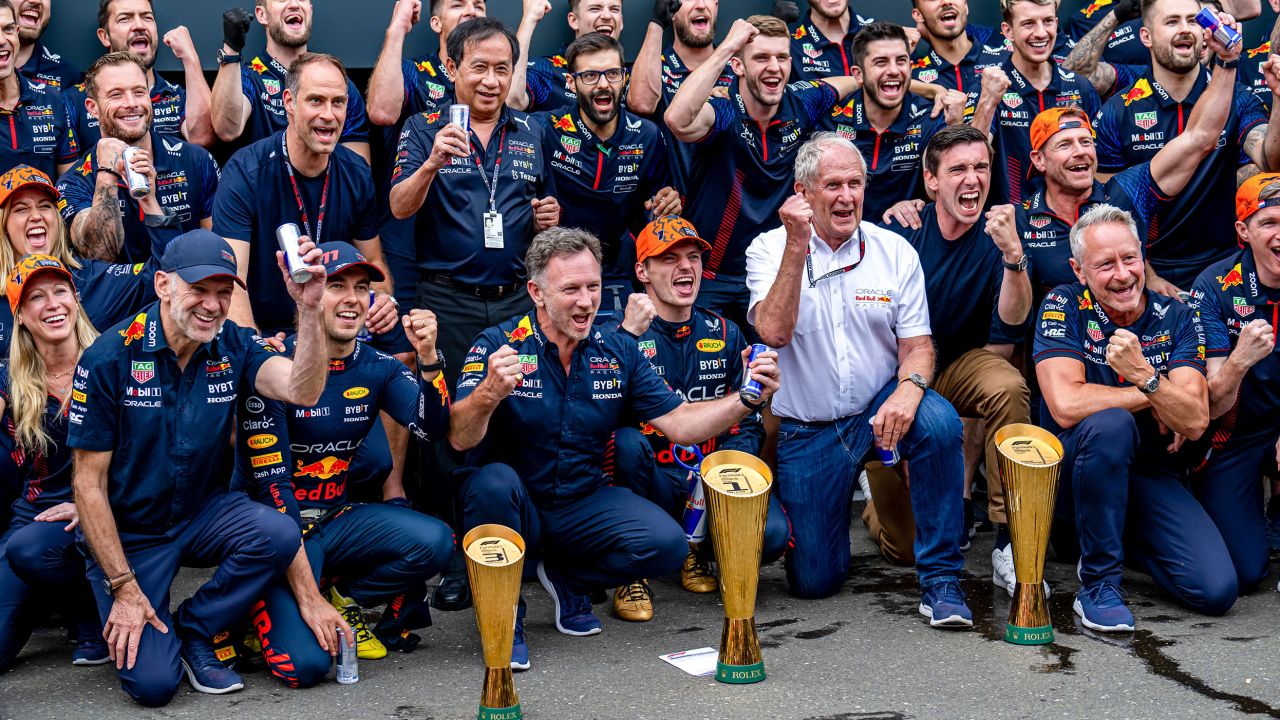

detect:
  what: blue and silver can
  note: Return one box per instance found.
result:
[740,343,768,403]
[868,416,899,467]
[1195,7,1242,49]
[336,630,358,684]
[449,103,470,133]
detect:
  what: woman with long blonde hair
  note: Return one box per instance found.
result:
[0,255,105,671]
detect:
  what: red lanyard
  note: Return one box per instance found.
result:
[281,132,331,243]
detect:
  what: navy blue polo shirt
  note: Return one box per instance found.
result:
[402,52,455,117]
[1063,9,1148,66]
[651,46,736,195]
[0,365,73,523]
[536,106,670,271]
[240,52,369,145]
[212,131,379,334]
[787,9,875,80]
[684,80,838,279]
[988,57,1100,205]
[229,387,297,523]
[1189,248,1280,442]
[911,26,1008,112]
[19,43,78,90]
[526,50,576,113]
[456,312,682,508]
[66,303,278,539]
[62,73,187,150]
[392,105,554,286]
[1095,67,1267,287]
[1238,35,1275,114]
[0,77,78,179]
[56,133,218,264]
[821,90,941,223]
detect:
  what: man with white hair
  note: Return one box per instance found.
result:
[1035,203,1236,632]
[746,132,969,626]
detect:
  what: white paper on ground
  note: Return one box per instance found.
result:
[659,647,718,676]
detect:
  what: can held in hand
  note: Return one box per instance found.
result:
[1195,7,1241,49]
[336,631,358,684]
[450,103,470,133]
[121,147,149,199]
[739,343,768,403]
[868,416,899,467]
[356,290,375,343]
[276,223,313,284]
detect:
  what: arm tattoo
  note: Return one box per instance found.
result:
[74,181,126,261]
[1243,125,1267,170]
[1238,163,1260,188]
[1064,13,1119,95]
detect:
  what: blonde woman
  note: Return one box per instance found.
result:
[0,255,104,671]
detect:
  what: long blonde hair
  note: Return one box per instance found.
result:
[8,297,98,455]
[0,192,83,304]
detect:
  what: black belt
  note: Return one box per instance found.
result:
[424,272,523,300]
[775,416,837,428]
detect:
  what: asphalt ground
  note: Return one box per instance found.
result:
[2,517,1278,720]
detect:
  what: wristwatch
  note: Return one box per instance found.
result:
[1214,55,1239,70]
[419,350,445,374]
[1136,373,1161,394]
[1002,254,1029,272]
[103,568,136,596]
[217,48,241,65]
[899,372,929,391]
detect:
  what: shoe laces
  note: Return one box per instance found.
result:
[620,580,652,604]
[183,637,222,668]
[337,600,375,644]
[930,580,966,606]
[687,555,715,580]
[1086,581,1128,609]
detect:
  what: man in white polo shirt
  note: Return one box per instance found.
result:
[746,132,970,627]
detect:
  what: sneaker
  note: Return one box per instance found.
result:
[327,587,387,660]
[918,581,973,628]
[536,562,602,636]
[853,469,869,502]
[680,548,718,594]
[432,560,473,611]
[180,635,245,694]
[510,608,530,672]
[990,543,1051,597]
[612,580,654,622]
[1073,581,1134,633]
[71,638,110,666]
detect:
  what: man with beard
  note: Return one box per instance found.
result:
[56,52,219,265]
[61,0,213,149]
[788,0,876,80]
[510,0,623,113]
[1034,203,1237,631]
[666,16,856,330]
[1065,0,1259,70]
[535,33,680,318]
[0,0,77,179]
[451,227,780,669]
[909,0,1012,113]
[13,0,77,90]
[211,0,369,162]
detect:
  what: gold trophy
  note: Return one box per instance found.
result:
[995,424,1064,645]
[463,524,526,720]
[701,450,772,684]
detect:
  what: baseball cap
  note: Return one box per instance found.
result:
[318,241,384,282]
[635,215,711,264]
[0,165,58,208]
[1030,107,1094,152]
[1235,172,1280,222]
[7,254,75,315]
[159,229,247,288]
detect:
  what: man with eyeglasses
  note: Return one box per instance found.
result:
[535,32,680,319]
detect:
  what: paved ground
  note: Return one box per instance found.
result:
[2,522,1278,720]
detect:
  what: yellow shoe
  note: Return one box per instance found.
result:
[680,548,718,593]
[612,580,654,622]
[327,587,387,660]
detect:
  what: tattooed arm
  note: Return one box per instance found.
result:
[1063,11,1119,98]
[69,140,130,261]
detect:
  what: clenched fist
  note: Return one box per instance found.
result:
[403,308,439,364]
[621,293,657,336]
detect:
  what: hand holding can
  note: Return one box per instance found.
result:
[121,147,150,199]
[276,223,314,284]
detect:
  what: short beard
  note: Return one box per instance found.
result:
[1152,45,1199,74]
[811,2,848,22]
[268,22,310,49]
[103,117,150,145]
[674,21,714,49]
[577,89,619,128]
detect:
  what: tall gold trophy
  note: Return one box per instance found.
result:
[995,424,1064,645]
[463,524,526,720]
[701,450,772,684]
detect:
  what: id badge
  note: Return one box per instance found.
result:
[483,210,504,249]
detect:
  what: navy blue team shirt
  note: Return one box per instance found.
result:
[0,365,73,523]
[787,9,875,80]
[0,78,78,179]
[239,52,368,145]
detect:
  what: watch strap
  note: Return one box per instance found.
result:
[108,568,136,594]
[1003,255,1028,272]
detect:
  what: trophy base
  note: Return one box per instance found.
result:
[716,660,765,684]
[1005,623,1054,645]
[477,704,522,720]
[716,617,764,684]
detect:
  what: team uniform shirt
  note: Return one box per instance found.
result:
[651,46,736,195]
[745,222,932,422]
[821,91,941,224]
[240,52,369,145]
[0,365,73,523]
[18,44,79,90]
[62,73,187,150]
[56,133,217,264]
[1064,7,1149,66]
[881,205,1020,367]
[988,58,1101,205]
[213,132,379,333]
[1238,36,1276,114]
[684,81,838,280]
[787,10,875,80]
[525,50,576,113]
[0,77,78,179]
[392,105,554,287]
[401,52,456,117]
[1095,67,1267,286]
[911,26,1008,113]
[66,303,277,540]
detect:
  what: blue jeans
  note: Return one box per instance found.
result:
[775,380,965,599]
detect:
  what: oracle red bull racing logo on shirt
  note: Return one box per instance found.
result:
[294,456,350,480]
[1217,264,1244,291]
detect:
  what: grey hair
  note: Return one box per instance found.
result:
[794,132,867,188]
[525,227,603,287]
[1068,203,1140,264]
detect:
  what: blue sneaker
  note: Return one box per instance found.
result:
[918,581,973,628]
[71,638,110,666]
[180,635,245,694]
[537,562,602,636]
[1073,581,1134,633]
[510,603,530,672]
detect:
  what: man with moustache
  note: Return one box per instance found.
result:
[56,52,219,265]
[212,0,369,161]
[788,0,877,80]
[511,0,624,113]
[0,0,77,179]
[62,0,213,149]
[1065,0,1259,70]
[13,0,77,90]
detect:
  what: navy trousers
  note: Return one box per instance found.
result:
[0,517,96,671]
[1190,430,1275,594]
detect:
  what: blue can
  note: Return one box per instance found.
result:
[740,343,768,402]
[1196,7,1241,49]
[868,416,899,467]
[356,290,375,343]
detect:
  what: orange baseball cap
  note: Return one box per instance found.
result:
[7,254,75,315]
[1235,172,1280,222]
[1030,107,1094,152]
[0,165,58,208]
[635,215,711,264]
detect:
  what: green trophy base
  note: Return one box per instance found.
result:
[716,661,765,684]
[1005,623,1054,645]
[478,704,522,720]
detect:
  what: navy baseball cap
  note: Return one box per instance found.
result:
[160,229,246,288]
[319,241,384,282]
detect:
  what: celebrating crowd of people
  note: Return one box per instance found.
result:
[0,0,1278,708]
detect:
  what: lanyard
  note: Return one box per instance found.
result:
[472,127,508,213]
[806,230,866,288]
[281,133,331,243]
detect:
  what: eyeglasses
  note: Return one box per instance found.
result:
[572,67,626,86]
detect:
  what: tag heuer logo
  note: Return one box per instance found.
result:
[262,78,281,95]
[426,81,445,99]
[803,43,822,59]
[918,69,938,83]
[1234,296,1255,317]
[517,354,538,375]
[1134,111,1157,130]
[560,135,581,154]
[131,361,155,384]
[1029,215,1052,228]
[1087,320,1104,342]
[638,340,657,358]
[1002,92,1022,108]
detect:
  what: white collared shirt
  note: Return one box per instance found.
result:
[745,222,932,422]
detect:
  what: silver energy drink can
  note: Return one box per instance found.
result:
[739,343,768,402]
[356,290,374,342]
[1196,7,1242,49]
[275,223,313,284]
[868,416,900,467]
[336,629,358,684]
[121,147,149,199]
[449,104,470,133]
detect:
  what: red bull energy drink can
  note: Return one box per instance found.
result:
[276,223,313,284]
[868,416,899,467]
[121,147,149,199]
[449,103,470,133]
[1196,8,1242,50]
[740,343,768,403]
[336,630,358,684]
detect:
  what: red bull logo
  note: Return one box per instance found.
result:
[831,100,855,118]
[1217,264,1244,290]
[1081,0,1112,18]
[1078,291,1094,310]
[415,59,438,76]
[432,371,450,407]
[552,113,578,133]
[250,57,268,74]
[119,312,147,346]
[551,55,567,68]
[505,315,535,343]
[294,456,351,480]
[1122,78,1153,107]
[425,112,441,124]
[792,26,806,40]
[640,422,662,436]
[912,56,931,70]
[1247,41,1271,58]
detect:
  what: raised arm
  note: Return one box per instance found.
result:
[985,205,1032,326]
[627,1,680,116]
[367,0,420,127]
[162,27,214,147]
[252,242,330,406]
[1150,28,1240,194]
[449,344,521,451]
[507,0,550,111]
[750,194,810,347]
[1061,1,1136,97]
[647,349,780,446]
[388,117,468,219]
[210,9,254,143]
[1206,320,1276,418]
[665,19,757,142]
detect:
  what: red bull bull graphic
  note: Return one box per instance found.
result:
[505,315,535,343]
[1081,0,1113,18]
[1122,78,1153,107]
[1217,263,1244,291]
[119,312,147,346]
[294,455,351,480]
[1247,41,1271,58]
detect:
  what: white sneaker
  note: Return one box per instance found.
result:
[992,543,1050,597]
[854,469,870,502]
